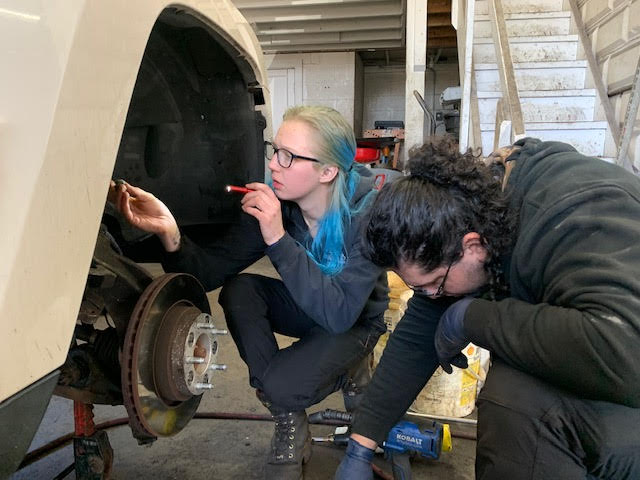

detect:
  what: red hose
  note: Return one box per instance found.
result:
[194,412,272,421]
[372,462,394,480]
[19,413,270,469]
[18,417,129,469]
[18,410,475,477]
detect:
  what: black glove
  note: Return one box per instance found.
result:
[434,296,474,373]
[334,437,374,480]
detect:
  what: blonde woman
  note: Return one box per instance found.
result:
[112,105,389,479]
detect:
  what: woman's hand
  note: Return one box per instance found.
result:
[108,181,181,252]
[241,183,285,246]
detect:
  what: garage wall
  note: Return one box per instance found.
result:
[264,52,357,128]
[579,0,640,168]
[264,53,461,144]
[425,63,460,116]
[362,65,405,132]
[354,54,365,136]
[362,63,460,135]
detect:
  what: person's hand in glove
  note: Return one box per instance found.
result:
[334,437,374,480]
[434,296,475,373]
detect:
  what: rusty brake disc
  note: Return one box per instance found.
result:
[121,273,226,441]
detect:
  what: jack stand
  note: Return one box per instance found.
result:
[73,401,114,480]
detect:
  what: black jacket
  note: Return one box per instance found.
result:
[353,138,640,444]
[162,167,389,334]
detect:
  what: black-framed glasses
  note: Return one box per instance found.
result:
[264,141,320,168]
[408,261,453,297]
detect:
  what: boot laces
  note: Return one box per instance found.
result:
[272,412,296,461]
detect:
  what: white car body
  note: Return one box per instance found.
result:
[0,1,270,475]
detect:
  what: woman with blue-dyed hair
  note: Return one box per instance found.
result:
[111,105,390,480]
[276,105,369,275]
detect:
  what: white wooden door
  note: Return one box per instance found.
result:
[268,68,296,137]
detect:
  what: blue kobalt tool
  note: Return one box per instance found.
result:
[385,420,450,459]
[309,410,451,480]
[383,420,452,480]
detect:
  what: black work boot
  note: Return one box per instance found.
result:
[342,354,372,412]
[257,391,311,480]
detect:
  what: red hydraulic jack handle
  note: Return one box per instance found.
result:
[73,401,114,480]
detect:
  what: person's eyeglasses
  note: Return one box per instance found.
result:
[408,261,453,297]
[265,141,320,168]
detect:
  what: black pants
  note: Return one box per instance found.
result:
[219,273,383,411]
[476,359,640,479]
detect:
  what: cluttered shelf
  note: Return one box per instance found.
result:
[356,127,405,170]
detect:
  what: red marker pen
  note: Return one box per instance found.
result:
[225,185,253,194]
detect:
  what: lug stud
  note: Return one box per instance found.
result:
[208,364,228,371]
[186,356,205,364]
[196,324,228,335]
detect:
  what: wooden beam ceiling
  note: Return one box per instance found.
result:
[234,0,404,53]
[231,0,456,59]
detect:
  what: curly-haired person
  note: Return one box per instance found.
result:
[336,137,640,479]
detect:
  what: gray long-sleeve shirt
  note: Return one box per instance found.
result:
[162,168,389,334]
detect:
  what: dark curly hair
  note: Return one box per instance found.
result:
[364,136,516,296]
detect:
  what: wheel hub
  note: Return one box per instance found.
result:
[121,273,227,440]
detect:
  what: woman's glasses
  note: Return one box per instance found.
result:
[265,141,320,168]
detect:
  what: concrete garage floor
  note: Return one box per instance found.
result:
[12,258,476,480]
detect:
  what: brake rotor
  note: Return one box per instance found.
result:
[121,273,226,440]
